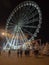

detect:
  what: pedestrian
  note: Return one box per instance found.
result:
[0,51,1,55]
[19,46,23,57]
[27,46,30,56]
[24,49,27,56]
[20,49,23,57]
[17,49,19,57]
[0,47,1,55]
[34,42,40,57]
[8,49,11,56]
[24,46,30,56]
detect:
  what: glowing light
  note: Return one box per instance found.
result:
[1,32,5,36]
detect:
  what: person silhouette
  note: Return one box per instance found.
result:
[8,49,11,56]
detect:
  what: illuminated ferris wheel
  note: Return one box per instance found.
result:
[3,1,42,50]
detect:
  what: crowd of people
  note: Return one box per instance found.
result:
[0,40,49,57]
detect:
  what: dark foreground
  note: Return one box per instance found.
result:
[0,51,49,65]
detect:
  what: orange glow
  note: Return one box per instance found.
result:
[1,32,5,36]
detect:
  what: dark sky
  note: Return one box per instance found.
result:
[0,0,49,43]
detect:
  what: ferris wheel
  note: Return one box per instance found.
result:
[3,1,42,50]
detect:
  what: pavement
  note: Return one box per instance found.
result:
[0,51,49,65]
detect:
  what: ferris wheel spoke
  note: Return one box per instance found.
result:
[22,8,28,20]
[22,8,26,16]
[23,7,35,19]
[30,6,35,11]
[8,22,15,25]
[23,17,39,25]
[22,12,28,20]
[20,28,28,42]
[29,17,39,22]
[22,28,33,36]
[9,17,16,24]
[25,6,35,16]
[12,16,17,24]
[33,11,38,17]
[19,31,26,43]
[8,25,15,28]
[23,19,28,24]
[9,28,14,31]
[29,10,38,19]
[29,7,36,15]
[11,19,16,24]
[7,27,13,30]
[30,8,36,14]
[23,15,27,19]
[22,25,37,28]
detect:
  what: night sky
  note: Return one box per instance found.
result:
[0,0,49,43]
